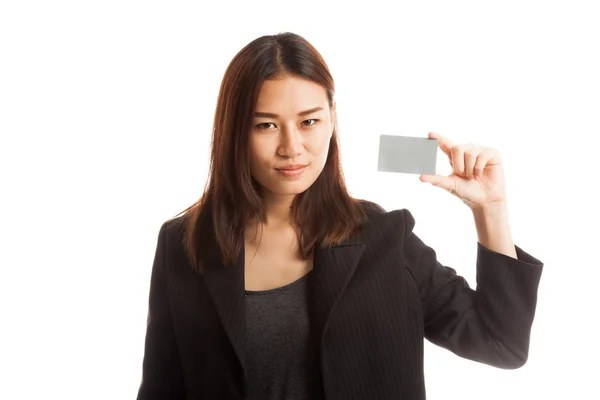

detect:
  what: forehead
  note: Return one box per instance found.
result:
[255,77,328,111]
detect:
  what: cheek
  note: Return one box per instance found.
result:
[313,134,332,161]
[249,140,267,161]
[248,141,274,176]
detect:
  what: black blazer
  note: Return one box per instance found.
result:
[137,202,544,399]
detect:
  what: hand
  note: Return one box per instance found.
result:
[419,132,507,210]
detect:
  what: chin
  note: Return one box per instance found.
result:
[276,185,311,195]
[265,181,313,196]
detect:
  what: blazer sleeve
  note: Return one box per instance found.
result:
[401,209,544,369]
[137,222,186,399]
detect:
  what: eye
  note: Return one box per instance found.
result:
[255,122,276,130]
[254,119,320,130]
[302,119,319,127]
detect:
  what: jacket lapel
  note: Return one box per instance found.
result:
[307,237,366,350]
[202,246,248,372]
[202,234,366,386]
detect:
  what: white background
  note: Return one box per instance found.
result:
[1,1,599,399]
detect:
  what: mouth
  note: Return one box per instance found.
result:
[275,164,307,177]
[276,164,307,171]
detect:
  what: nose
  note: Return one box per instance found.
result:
[277,125,302,158]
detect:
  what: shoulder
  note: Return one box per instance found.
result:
[155,201,419,246]
[155,214,188,250]
[357,199,418,240]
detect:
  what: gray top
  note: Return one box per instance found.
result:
[244,269,325,400]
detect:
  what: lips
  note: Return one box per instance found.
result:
[276,164,307,171]
[276,165,306,177]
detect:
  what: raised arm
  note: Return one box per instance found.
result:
[402,208,544,369]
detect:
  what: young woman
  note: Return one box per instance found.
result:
[136,32,544,400]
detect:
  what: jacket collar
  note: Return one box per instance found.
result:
[202,233,365,392]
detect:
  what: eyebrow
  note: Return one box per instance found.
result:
[254,106,324,118]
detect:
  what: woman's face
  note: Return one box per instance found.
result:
[249,76,335,201]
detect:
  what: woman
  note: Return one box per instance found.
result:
[137,32,544,400]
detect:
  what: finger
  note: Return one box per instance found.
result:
[451,145,465,175]
[464,146,479,178]
[428,132,453,158]
[420,173,456,193]
[473,147,494,177]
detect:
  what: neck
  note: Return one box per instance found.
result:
[260,193,297,227]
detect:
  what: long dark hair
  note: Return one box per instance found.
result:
[171,32,370,273]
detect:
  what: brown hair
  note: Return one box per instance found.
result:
[171,32,370,273]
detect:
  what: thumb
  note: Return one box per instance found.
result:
[419,174,454,192]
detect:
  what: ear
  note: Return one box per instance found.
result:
[331,109,337,133]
